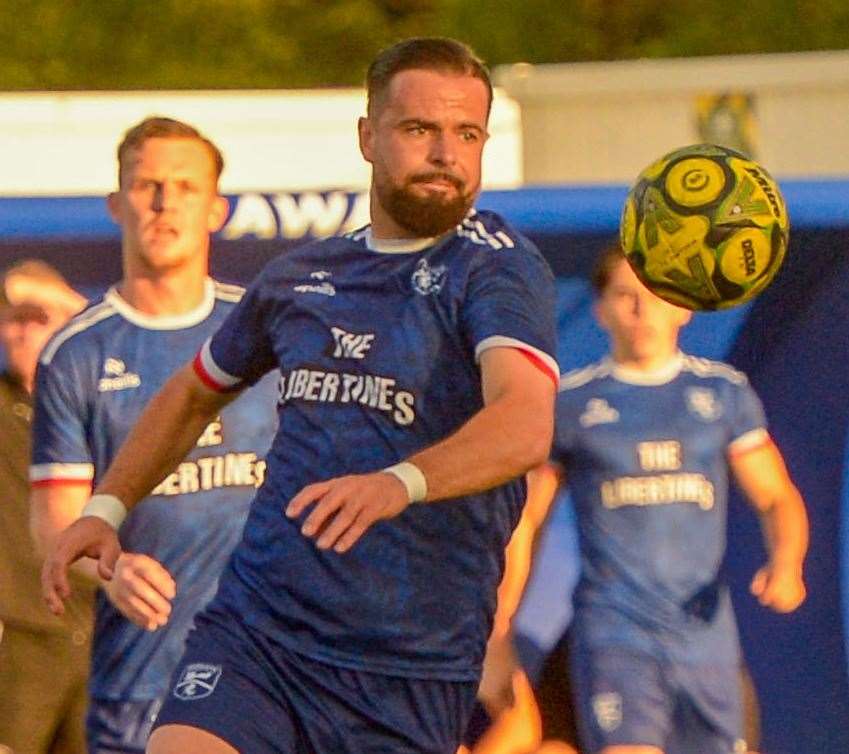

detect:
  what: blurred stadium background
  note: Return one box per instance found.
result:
[3,3,849,752]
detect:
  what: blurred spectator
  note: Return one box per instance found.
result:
[0,260,88,754]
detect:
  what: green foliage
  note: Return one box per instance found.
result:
[1,0,847,90]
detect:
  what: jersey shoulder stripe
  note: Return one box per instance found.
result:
[213,281,245,303]
[344,226,369,242]
[559,361,611,392]
[457,214,517,251]
[40,301,117,366]
[681,354,748,385]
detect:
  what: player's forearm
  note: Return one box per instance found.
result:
[759,488,809,569]
[30,486,102,584]
[94,363,234,509]
[409,389,553,503]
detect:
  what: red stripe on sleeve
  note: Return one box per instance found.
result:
[517,349,559,389]
[193,351,227,392]
[31,479,92,488]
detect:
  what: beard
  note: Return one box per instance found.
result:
[376,172,476,237]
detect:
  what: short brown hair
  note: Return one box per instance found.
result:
[366,37,492,117]
[116,116,224,186]
[591,242,629,294]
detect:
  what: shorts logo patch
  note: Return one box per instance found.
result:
[592,691,622,732]
[173,663,222,701]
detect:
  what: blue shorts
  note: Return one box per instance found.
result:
[153,609,478,754]
[570,641,745,754]
[87,698,163,754]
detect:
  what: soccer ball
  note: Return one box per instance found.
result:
[619,144,789,310]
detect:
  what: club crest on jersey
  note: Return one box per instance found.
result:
[294,270,336,296]
[411,259,446,296]
[98,357,141,392]
[592,692,622,731]
[173,663,222,701]
[580,398,620,427]
[686,387,722,421]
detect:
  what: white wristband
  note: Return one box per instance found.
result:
[81,494,127,530]
[383,462,428,504]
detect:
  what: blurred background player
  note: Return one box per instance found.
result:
[0,261,87,754]
[42,38,559,754]
[473,485,763,754]
[29,117,278,754]
[479,244,808,754]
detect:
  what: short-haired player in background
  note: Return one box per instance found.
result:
[42,37,558,754]
[0,261,86,754]
[30,117,278,753]
[476,245,808,754]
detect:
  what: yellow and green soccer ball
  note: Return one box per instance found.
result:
[620,144,789,310]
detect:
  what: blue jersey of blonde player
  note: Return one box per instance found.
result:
[552,353,768,749]
[191,210,558,682]
[30,280,278,704]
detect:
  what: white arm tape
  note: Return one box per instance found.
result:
[81,494,127,530]
[383,462,428,504]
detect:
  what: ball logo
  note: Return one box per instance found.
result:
[682,168,710,192]
[744,167,783,219]
[173,663,222,701]
[741,239,757,277]
[666,157,725,208]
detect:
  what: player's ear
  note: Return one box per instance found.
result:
[106,192,122,224]
[358,116,374,164]
[207,195,230,233]
[593,299,610,331]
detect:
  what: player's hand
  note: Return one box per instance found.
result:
[750,561,806,612]
[477,631,519,717]
[102,553,177,631]
[42,516,122,616]
[285,472,412,553]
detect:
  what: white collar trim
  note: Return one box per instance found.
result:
[105,278,215,330]
[364,228,439,254]
[608,352,685,386]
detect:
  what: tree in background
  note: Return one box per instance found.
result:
[2,0,849,90]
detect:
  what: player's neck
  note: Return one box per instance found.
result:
[117,271,209,317]
[369,195,407,240]
[610,349,683,381]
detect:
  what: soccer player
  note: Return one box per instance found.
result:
[30,117,278,753]
[41,38,559,754]
[0,261,87,754]
[479,245,808,754]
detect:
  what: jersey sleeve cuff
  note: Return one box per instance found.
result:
[475,336,560,389]
[193,338,244,393]
[29,462,95,485]
[728,427,770,456]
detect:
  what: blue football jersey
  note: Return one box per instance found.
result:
[31,279,278,701]
[552,353,767,664]
[194,211,559,681]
